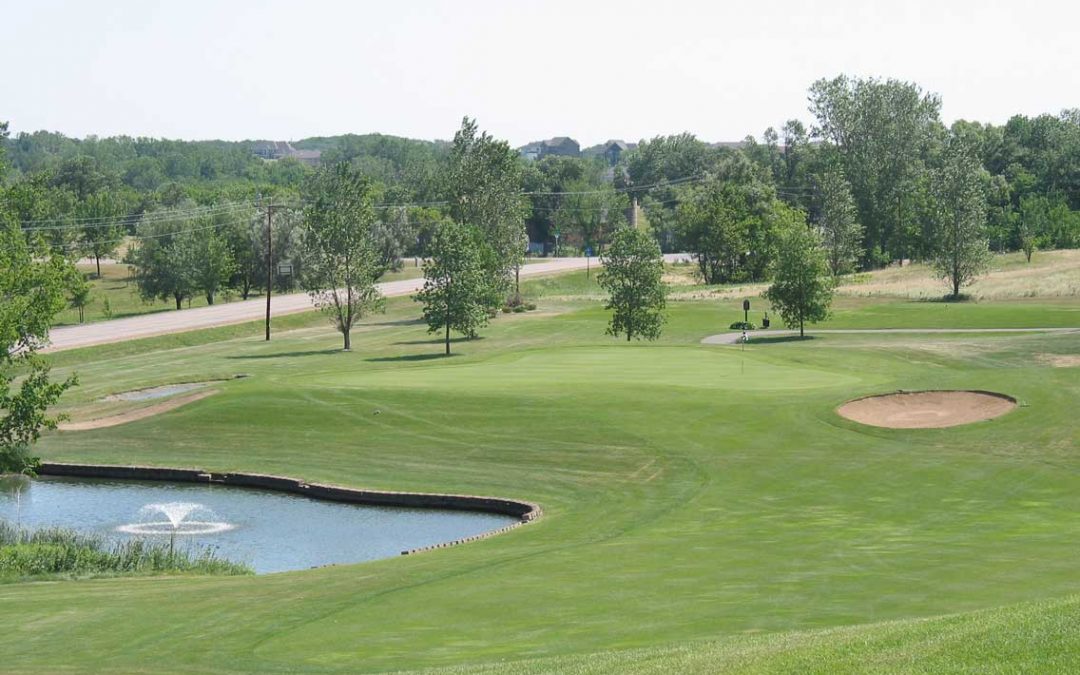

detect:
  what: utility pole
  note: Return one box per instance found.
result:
[262,200,282,341]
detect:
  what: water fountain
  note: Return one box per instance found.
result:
[0,475,30,527]
[116,502,233,536]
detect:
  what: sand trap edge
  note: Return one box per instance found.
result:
[836,389,1018,429]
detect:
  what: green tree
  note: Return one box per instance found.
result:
[1018,195,1049,262]
[131,208,196,310]
[553,181,628,256]
[67,271,93,323]
[815,168,863,274]
[674,162,784,285]
[446,117,528,305]
[76,190,129,278]
[598,228,667,341]
[179,225,235,305]
[809,75,942,264]
[930,140,991,298]
[300,163,385,351]
[0,214,78,474]
[415,221,490,355]
[764,220,834,338]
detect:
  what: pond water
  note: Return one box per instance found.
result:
[0,476,517,574]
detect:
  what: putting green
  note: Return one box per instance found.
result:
[3,295,1079,673]
[303,345,870,393]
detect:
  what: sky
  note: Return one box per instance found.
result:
[4,0,1079,147]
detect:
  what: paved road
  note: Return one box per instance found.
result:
[701,327,1080,345]
[48,255,690,352]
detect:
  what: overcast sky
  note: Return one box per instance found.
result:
[4,0,1078,146]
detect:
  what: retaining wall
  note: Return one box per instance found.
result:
[38,462,541,556]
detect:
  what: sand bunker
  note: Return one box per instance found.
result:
[837,390,1016,429]
[59,390,218,431]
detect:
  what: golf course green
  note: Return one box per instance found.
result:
[3,268,1079,673]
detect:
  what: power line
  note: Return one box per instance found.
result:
[17,201,253,229]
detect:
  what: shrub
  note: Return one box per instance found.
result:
[0,445,41,476]
[729,321,756,330]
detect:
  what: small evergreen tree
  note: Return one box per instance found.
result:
[598,228,667,341]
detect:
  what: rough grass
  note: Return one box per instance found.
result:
[0,520,251,582]
[664,249,1080,302]
[0,263,1076,673]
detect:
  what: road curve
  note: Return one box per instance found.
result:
[48,254,690,352]
[701,327,1080,345]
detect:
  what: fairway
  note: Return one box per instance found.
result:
[3,279,1078,673]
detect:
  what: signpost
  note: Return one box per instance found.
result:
[743,299,750,325]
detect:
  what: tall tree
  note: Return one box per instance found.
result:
[131,208,196,310]
[763,221,835,338]
[598,228,667,341]
[446,117,528,305]
[815,168,863,274]
[179,224,235,305]
[930,140,991,298]
[552,181,628,256]
[674,160,785,285]
[414,221,490,355]
[300,163,385,351]
[809,75,942,264]
[76,190,129,277]
[0,212,77,474]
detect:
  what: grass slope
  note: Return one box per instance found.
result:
[1,269,1077,673]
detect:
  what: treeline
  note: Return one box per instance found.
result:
[622,76,1080,285]
[3,74,1079,294]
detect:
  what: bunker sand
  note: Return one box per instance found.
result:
[837,390,1016,429]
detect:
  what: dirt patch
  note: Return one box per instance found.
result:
[104,382,209,402]
[1037,353,1080,368]
[837,390,1016,429]
[59,390,218,431]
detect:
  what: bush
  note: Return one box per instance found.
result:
[729,321,756,330]
[0,445,41,476]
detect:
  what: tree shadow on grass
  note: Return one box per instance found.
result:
[392,336,486,346]
[747,335,818,345]
[364,318,426,327]
[918,293,975,303]
[366,353,459,363]
[227,348,342,360]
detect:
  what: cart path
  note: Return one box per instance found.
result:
[48,255,690,352]
[701,327,1080,345]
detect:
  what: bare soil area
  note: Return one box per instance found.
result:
[58,390,218,431]
[837,390,1017,428]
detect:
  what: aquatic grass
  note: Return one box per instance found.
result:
[0,520,251,581]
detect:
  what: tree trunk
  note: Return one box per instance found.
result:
[800,317,805,338]
[78,306,85,323]
[445,320,451,355]
[174,294,182,310]
[95,255,102,279]
[206,291,215,306]
[343,329,351,352]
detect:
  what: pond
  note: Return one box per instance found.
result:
[0,476,518,574]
